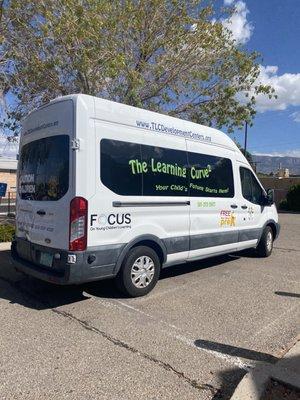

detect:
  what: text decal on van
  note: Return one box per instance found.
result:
[129,158,212,180]
[136,120,211,143]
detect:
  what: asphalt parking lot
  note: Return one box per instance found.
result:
[0,214,299,400]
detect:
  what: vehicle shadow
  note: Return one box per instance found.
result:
[86,254,235,298]
[0,251,236,310]
[0,250,89,310]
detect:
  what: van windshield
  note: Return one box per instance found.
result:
[18,135,69,201]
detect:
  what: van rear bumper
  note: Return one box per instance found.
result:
[11,238,124,285]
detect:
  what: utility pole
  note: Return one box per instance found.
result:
[244,121,248,156]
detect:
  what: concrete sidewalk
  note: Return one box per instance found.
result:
[231,336,300,399]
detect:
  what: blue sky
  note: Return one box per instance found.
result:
[223,0,300,157]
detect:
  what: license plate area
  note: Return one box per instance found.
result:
[40,252,53,267]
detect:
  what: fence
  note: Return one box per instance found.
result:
[259,177,300,208]
[0,191,16,216]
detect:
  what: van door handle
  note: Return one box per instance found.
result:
[37,210,46,216]
[241,205,248,209]
[230,204,238,209]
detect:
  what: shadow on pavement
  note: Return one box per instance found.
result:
[275,291,300,298]
[211,367,247,400]
[159,254,234,280]
[86,254,235,299]
[194,339,278,364]
[0,250,237,309]
[0,250,90,310]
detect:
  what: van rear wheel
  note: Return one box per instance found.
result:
[116,246,161,297]
[257,226,273,257]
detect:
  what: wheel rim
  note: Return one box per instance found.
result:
[266,231,273,252]
[131,256,155,288]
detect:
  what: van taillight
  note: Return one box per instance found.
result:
[69,197,88,251]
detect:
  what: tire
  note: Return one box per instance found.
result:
[257,226,273,257]
[116,246,161,297]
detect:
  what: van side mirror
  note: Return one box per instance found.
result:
[261,189,274,206]
[267,188,274,205]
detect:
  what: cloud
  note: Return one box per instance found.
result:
[253,150,300,158]
[291,111,300,122]
[253,65,300,113]
[0,136,19,158]
[222,1,253,44]
[221,1,300,117]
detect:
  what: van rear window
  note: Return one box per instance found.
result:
[18,135,69,201]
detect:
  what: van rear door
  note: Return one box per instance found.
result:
[16,100,74,250]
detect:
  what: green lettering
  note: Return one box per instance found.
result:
[151,158,156,172]
[142,162,148,173]
[191,166,196,179]
[129,159,137,174]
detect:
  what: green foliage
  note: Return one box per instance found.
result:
[0,224,15,242]
[279,185,300,212]
[285,185,300,212]
[279,198,288,211]
[0,0,275,133]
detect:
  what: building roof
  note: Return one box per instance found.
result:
[0,157,18,171]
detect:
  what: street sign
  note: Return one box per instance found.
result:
[0,183,7,197]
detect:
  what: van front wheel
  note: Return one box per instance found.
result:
[116,246,161,297]
[257,226,273,257]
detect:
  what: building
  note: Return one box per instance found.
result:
[276,167,290,178]
[0,157,17,197]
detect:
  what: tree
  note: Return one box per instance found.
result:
[0,0,275,134]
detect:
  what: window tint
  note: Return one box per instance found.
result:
[18,135,69,201]
[101,139,142,195]
[188,152,234,198]
[240,167,263,204]
[100,139,234,198]
[141,145,188,196]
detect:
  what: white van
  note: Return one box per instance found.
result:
[12,94,280,297]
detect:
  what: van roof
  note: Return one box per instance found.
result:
[49,93,247,160]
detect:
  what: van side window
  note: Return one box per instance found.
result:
[240,167,263,205]
[100,139,234,198]
[188,152,234,198]
[141,145,188,196]
[101,139,142,195]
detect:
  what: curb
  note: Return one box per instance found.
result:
[231,337,300,399]
[0,242,11,250]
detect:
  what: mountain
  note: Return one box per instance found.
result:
[252,155,300,175]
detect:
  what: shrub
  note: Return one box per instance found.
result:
[280,184,300,212]
[0,224,15,242]
[286,184,300,212]
[279,198,288,211]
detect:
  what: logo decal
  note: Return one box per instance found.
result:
[90,213,132,231]
[219,210,236,227]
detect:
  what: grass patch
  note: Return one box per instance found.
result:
[0,224,15,242]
